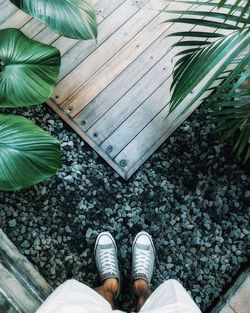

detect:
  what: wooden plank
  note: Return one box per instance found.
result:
[49,0,127,56]
[57,0,142,80]
[0,1,17,24]
[73,31,172,131]
[0,10,31,29]
[87,2,226,154]
[60,0,176,116]
[86,53,171,145]
[0,264,40,313]
[0,230,52,301]
[100,79,170,159]
[74,1,204,132]
[53,0,155,107]
[20,18,46,38]
[0,292,19,313]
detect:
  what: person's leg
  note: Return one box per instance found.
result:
[95,278,119,310]
[131,231,155,311]
[94,232,120,310]
[133,279,152,310]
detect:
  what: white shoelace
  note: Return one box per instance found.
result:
[134,249,150,276]
[100,248,117,275]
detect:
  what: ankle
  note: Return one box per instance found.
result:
[133,279,151,297]
[103,278,119,295]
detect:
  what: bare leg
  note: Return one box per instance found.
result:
[95,278,119,310]
[133,279,152,311]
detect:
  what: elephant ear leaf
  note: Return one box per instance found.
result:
[0,28,60,108]
[0,114,61,191]
[10,0,98,40]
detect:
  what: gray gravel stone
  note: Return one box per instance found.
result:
[0,105,249,312]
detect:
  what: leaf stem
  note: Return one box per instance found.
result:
[0,60,5,72]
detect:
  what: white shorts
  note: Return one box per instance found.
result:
[36,279,201,313]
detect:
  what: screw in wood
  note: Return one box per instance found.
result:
[107,145,113,153]
[67,106,73,114]
[93,132,98,137]
[81,120,86,126]
[120,160,127,167]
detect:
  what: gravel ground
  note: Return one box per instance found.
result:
[0,105,249,312]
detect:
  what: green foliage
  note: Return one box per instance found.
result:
[0,28,60,108]
[164,0,250,161]
[0,114,61,191]
[10,0,98,40]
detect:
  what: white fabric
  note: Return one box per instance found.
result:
[36,279,201,313]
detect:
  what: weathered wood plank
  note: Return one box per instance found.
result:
[0,293,19,313]
[0,263,40,313]
[74,31,171,131]
[86,53,171,145]
[0,229,52,313]
[0,10,31,29]
[100,79,170,159]
[74,1,203,132]
[57,0,143,81]
[53,0,155,108]
[0,230,52,301]
[60,0,176,116]
[0,1,17,24]
[20,18,46,38]
[50,0,126,56]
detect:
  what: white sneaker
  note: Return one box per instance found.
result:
[132,231,155,285]
[94,232,120,296]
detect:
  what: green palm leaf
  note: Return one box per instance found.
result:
[10,0,98,40]
[0,28,60,108]
[164,0,250,161]
[0,114,61,191]
[205,79,250,162]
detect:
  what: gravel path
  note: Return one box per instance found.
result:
[1,105,249,312]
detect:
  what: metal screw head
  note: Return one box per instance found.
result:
[93,132,98,138]
[81,120,86,126]
[120,160,127,167]
[107,145,113,153]
[67,106,73,113]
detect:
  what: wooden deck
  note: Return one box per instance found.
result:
[1,0,226,179]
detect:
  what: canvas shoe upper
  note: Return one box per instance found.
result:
[132,231,155,285]
[94,232,120,296]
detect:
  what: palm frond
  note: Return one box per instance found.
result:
[164,0,250,161]
[203,63,250,162]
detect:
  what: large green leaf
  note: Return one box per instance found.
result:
[0,28,60,108]
[10,0,98,40]
[0,114,61,191]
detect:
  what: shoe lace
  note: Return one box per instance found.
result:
[100,248,117,275]
[134,249,150,276]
